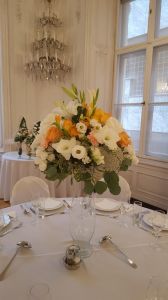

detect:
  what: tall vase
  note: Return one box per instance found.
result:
[18,142,23,158]
[69,195,95,259]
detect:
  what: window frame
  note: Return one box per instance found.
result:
[113,0,168,165]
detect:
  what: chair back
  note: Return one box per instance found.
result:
[11,176,50,205]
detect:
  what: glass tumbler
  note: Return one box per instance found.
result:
[69,196,96,259]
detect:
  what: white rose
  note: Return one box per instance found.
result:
[91,147,104,165]
[93,126,120,150]
[76,122,87,134]
[52,138,76,160]
[90,119,102,130]
[36,148,48,161]
[34,157,41,165]
[106,117,123,134]
[72,145,87,160]
[39,160,47,171]
[66,101,79,116]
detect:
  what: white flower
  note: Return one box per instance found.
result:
[39,113,56,134]
[66,101,79,116]
[93,126,120,150]
[90,119,102,131]
[52,138,76,160]
[105,117,123,134]
[48,153,55,162]
[76,122,87,134]
[82,155,91,164]
[127,144,139,165]
[34,157,41,165]
[39,160,47,171]
[91,147,104,165]
[36,148,48,161]
[72,145,87,160]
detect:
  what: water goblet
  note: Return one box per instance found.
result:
[132,200,142,226]
[28,283,52,300]
[69,196,96,259]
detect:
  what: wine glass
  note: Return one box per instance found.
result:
[132,200,142,226]
[28,283,52,300]
[69,196,95,259]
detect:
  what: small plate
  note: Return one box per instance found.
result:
[0,214,11,230]
[40,198,63,211]
[94,198,121,212]
[143,212,168,231]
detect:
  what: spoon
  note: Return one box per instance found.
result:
[0,241,32,280]
[100,234,137,269]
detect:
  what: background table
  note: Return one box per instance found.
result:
[0,202,168,300]
[0,152,82,201]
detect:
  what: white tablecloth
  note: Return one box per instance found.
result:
[0,152,83,201]
[0,202,168,300]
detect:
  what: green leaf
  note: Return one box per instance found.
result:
[104,171,121,195]
[62,87,77,99]
[84,181,94,195]
[71,84,78,96]
[94,181,107,194]
[120,158,132,171]
[45,166,59,180]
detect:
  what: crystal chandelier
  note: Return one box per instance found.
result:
[25,0,71,81]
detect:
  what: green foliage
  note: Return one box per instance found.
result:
[120,158,132,171]
[62,87,78,100]
[84,181,94,195]
[104,171,121,195]
[94,181,107,194]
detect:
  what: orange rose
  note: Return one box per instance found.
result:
[45,126,62,146]
[63,119,73,132]
[118,131,131,147]
[92,108,111,124]
[69,125,79,137]
[55,115,61,124]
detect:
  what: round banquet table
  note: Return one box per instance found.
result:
[0,201,168,300]
[0,152,82,201]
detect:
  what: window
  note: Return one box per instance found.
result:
[114,0,168,160]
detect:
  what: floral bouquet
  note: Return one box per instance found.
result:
[14,117,29,143]
[32,85,138,195]
[25,121,41,157]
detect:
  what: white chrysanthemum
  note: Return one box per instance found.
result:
[91,147,104,165]
[72,145,87,160]
[48,153,55,162]
[52,138,76,160]
[105,117,123,134]
[66,101,79,116]
[82,155,91,164]
[76,122,87,134]
[126,144,139,165]
[36,148,48,161]
[90,119,102,131]
[93,126,120,150]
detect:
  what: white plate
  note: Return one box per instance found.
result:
[94,198,121,212]
[143,212,168,231]
[0,214,11,229]
[40,198,63,211]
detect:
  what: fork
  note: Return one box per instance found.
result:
[20,204,30,215]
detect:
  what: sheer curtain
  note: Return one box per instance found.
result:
[0,41,4,151]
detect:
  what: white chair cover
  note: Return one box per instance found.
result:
[97,175,131,202]
[10,176,50,206]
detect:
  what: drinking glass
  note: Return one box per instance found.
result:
[31,198,46,222]
[132,200,142,226]
[151,210,166,250]
[69,196,96,259]
[28,283,52,300]
[145,276,168,300]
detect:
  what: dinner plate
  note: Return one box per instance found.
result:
[94,198,121,212]
[40,198,63,211]
[0,214,11,230]
[143,212,168,231]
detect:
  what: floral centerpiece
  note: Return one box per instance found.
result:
[32,85,138,195]
[14,117,29,157]
[25,121,41,157]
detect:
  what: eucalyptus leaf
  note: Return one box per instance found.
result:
[84,181,94,195]
[94,181,107,194]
